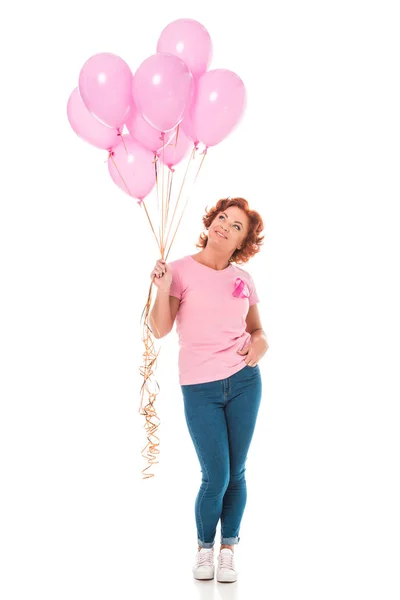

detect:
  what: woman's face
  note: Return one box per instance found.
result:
[209,206,249,254]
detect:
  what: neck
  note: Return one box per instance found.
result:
[196,248,232,270]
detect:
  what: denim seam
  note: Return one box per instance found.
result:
[186,413,210,546]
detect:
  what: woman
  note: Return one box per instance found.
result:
[149,197,268,583]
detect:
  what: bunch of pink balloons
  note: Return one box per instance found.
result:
[67,18,246,201]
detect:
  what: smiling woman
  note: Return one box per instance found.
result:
[196,196,265,265]
[147,195,269,581]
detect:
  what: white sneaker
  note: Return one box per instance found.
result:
[217,548,237,582]
[193,547,215,580]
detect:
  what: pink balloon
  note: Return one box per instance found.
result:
[125,104,174,154]
[191,69,246,147]
[67,88,120,150]
[108,135,156,201]
[159,127,192,169]
[156,18,212,77]
[180,110,197,144]
[132,53,193,133]
[180,75,200,144]
[79,53,133,129]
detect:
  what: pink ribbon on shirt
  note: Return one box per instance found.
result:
[232,277,250,298]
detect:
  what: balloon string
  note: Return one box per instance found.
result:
[174,123,180,148]
[137,141,206,479]
[165,147,207,262]
[120,134,128,154]
[154,155,161,240]
[163,126,178,236]
[171,124,180,165]
[193,147,208,184]
[138,290,161,479]
[161,125,180,246]
[163,145,196,255]
[165,167,173,228]
[110,152,160,254]
[110,154,132,196]
[141,200,162,255]
[161,133,165,251]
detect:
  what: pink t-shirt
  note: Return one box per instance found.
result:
[167,255,260,385]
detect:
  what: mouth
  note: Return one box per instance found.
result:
[215,230,227,239]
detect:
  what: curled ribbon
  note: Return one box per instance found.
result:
[232,277,250,298]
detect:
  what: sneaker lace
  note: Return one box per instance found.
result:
[198,549,214,567]
[219,551,235,570]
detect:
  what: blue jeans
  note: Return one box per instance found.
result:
[181,364,262,549]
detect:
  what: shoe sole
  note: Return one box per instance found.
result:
[217,572,237,583]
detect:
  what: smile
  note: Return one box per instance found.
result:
[216,231,226,239]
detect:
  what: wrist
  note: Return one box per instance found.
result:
[250,328,267,341]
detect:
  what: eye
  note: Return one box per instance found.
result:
[218,214,241,230]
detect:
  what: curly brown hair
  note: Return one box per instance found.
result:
[195,197,265,264]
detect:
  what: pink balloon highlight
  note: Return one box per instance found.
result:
[156,18,212,77]
[108,135,156,201]
[159,127,192,169]
[79,53,133,129]
[191,69,246,147]
[132,53,193,133]
[125,105,174,154]
[67,87,120,150]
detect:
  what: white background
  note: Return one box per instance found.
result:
[1,0,399,598]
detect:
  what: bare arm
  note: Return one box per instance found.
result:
[149,291,180,339]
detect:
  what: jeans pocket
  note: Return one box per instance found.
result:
[244,363,260,372]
